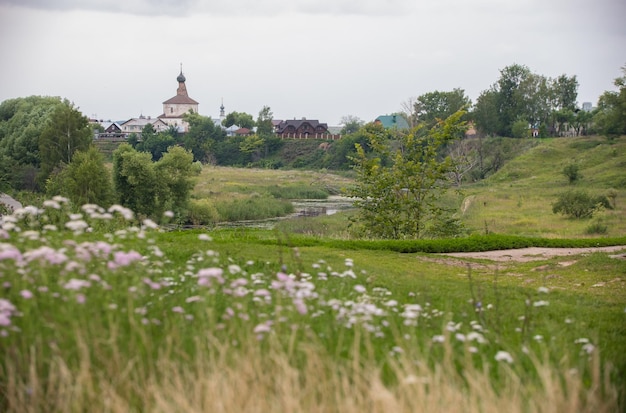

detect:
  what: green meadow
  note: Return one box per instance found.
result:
[1,135,625,412]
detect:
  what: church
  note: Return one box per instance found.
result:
[158,66,199,133]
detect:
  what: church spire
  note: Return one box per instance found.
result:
[176,63,188,96]
[220,98,225,119]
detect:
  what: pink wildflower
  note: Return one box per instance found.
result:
[63,279,91,291]
[76,294,86,304]
[20,290,33,299]
[293,298,308,315]
[185,295,202,303]
[172,306,185,314]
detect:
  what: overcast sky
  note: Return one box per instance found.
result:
[0,0,624,125]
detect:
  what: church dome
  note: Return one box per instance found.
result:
[177,71,186,83]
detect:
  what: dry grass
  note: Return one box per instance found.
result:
[3,335,619,413]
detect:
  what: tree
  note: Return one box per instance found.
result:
[256,106,274,137]
[46,145,114,207]
[339,115,365,135]
[112,143,157,217]
[38,101,92,184]
[496,64,533,136]
[154,146,198,218]
[222,111,255,130]
[552,74,579,111]
[182,112,226,163]
[412,89,471,127]
[473,88,500,136]
[0,96,66,190]
[594,66,626,139]
[348,111,466,239]
[113,143,199,220]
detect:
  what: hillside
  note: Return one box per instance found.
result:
[458,135,626,238]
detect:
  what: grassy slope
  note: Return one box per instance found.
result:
[460,136,626,237]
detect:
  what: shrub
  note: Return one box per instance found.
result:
[552,190,612,219]
[187,199,219,225]
[585,220,608,235]
[562,163,582,184]
[215,195,294,221]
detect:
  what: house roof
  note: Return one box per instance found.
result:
[275,119,328,133]
[120,117,168,127]
[375,114,409,130]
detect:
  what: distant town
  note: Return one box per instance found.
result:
[90,69,410,142]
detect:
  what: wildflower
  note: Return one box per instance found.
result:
[198,233,212,241]
[63,279,91,290]
[228,264,241,274]
[164,210,175,218]
[20,290,33,299]
[293,298,308,315]
[253,322,272,334]
[533,300,549,307]
[43,199,61,209]
[574,338,590,344]
[495,351,514,364]
[172,306,185,314]
[537,286,550,293]
[581,343,595,354]
[185,295,202,303]
[354,285,366,294]
[65,220,89,233]
[432,335,445,343]
[455,333,466,342]
[76,294,86,304]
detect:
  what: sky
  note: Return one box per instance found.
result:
[0,0,624,126]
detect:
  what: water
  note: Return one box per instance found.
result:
[216,196,355,229]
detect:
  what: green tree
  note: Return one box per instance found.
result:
[46,145,114,207]
[552,74,579,111]
[112,143,157,217]
[222,111,255,129]
[348,111,466,239]
[594,66,626,139]
[472,88,500,136]
[182,112,225,163]
[256,106,274,137]
[0,96,65,190]
[511,119,530,138]
[496,64,533,136]
[339,115,365,135]
[154,146,198,218]
[38,101,92,184]
[113,143,199,219]
[412,89,471,127]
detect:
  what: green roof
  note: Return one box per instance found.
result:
[375,114,409,130]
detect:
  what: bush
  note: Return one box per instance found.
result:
[267,185,329,200]
[585,220,608,235]
[187,199,220,226]
[552,190,612,219]
[562,163,582,184]
[215,195,294,221]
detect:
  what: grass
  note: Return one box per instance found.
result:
[1,201,624,411]
[1,135,625,411]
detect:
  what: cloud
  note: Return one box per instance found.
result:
[0,0,417,16]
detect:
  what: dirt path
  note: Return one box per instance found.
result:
[440,246,626,262]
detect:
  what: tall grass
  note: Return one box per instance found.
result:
[0,198,623,411]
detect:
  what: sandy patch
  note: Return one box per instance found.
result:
[439,246,626,262]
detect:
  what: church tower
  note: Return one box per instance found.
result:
[159,65,199,132]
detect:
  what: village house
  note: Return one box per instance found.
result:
[274,118,340,140]
[374,114,410,130]
[119,115,169,136]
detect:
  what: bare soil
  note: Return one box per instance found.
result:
[439,246,626,262]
